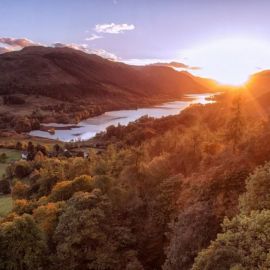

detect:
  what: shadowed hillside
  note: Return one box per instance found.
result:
[0,46,209,102]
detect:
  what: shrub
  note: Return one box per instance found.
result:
[14,160,31,178]
[0,180,11,194]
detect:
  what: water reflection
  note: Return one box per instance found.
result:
[29,93,214,141]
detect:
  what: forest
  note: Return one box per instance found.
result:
[0,89,270,270]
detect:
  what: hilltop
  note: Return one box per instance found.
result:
[0,46,212,132]
[0,46,209,101]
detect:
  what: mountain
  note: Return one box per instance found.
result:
[246,70,270,96]
[243,70,270,112]
[0,46,209,104]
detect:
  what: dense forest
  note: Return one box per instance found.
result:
[1,89,270,270]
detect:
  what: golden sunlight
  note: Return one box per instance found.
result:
[181,38,270,86]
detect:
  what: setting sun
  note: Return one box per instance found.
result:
[181,38,270,86]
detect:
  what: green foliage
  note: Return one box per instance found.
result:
[149,174,182,225]
[239,162,270,214]
[192,210,270,270]
[12,181,30,199]
[13,199,37,215]
[0,214,48,270]
[0,195,13,217]
[0,180,11,194]
[49,175,94,202]
[0,153,7,163]
[53,190,136,269]
[225,94,245,152]
[0,148,21,179]
[163,202,219,270]
[13,160,31,178]
[33,201,66,243]
[2,94,270,270]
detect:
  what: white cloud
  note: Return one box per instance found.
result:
[0,47,11,54]
[0,36,118,61]
[52,42,118,60]
[0,37,39,47]
[85,34,103,41]
[89,49,118,60]
[94,23,135,34]
[53,42,89,52]
[0,37,41,54]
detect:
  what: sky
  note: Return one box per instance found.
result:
[1,0,270,84]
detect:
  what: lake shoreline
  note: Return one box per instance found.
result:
[29,93,217,142]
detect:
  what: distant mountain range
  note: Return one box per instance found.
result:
[0,46,213,104]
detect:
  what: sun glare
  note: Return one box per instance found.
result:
[180,38,270,86]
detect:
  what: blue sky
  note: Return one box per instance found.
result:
[1,0,270,84]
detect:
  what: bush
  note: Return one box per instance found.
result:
[0,180,11,194]
[0,152,7,163]
[12,181,30,199]
[14,160,31,178]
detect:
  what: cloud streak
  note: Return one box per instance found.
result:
[94,23,135,34]
[0,47,11,54]
[53,42,89,52]
[149,61,201,70]
[85,34,103,41]
[0,37,39,47]
[52,42,118,60]
[0,36,118,61]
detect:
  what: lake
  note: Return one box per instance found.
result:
[29,93,214,142]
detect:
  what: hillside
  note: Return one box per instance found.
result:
[0,46,208,102]
[2,90,270,269]
[246,70,270,96]
[0,46,214,132]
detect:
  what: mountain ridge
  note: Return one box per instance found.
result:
[0,46,210,102]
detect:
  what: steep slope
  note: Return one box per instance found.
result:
[0,46,208,102]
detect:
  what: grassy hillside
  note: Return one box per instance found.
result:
[0,148,21,178]
[0,195,12,217]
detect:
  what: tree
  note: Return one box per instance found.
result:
[226,94,245,152]
[192,210,270,270]
[0,153,7,163]
[33,202,66,244]
[13,199,36,215]
[0,180,11,194]
[53,190,114,269]
[239,162,270,214]
[53,190,136,270]
[27,141,35,160]
[163,202,220,270]
[12,181,30,199]
[49,175,94,202]
[15,142,23,150]
[14,160,31,178]
[0,214,48,270]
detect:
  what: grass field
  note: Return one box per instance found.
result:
[0,135,63,151]
[0,195,13,217]
[0,148,21,179]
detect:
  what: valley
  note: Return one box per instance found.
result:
[29,93,215,141]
